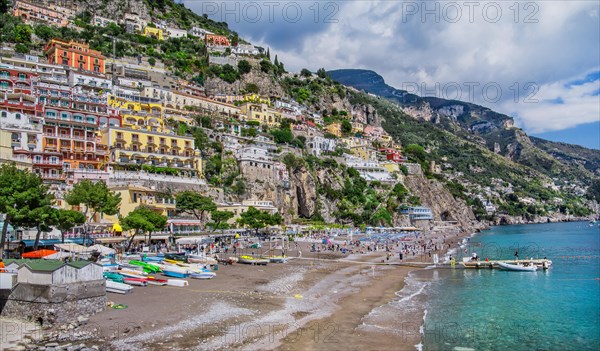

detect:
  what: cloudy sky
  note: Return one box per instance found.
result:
[184,0,600,149]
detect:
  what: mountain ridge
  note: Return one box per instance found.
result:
[328,68,600,183]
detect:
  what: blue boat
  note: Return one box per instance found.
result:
[162,270,190,278]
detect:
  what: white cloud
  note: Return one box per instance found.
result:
[185,0,600,133]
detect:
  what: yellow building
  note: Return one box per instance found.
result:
[242,94,270,105]
[379,134,393,144]
[381,161,400,173]
[350,145,377,161]
[325,123,342,137]
[352,121,365,134]
[143,26,164,40]
[101,126,202,176]
[109,184,176,218]
[239,102,281,127]
[217,200,278,224]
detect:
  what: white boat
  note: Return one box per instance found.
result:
[106,280,134,294]
[190,269,216,279]
[187,254,218,265]
[497,262,538,272]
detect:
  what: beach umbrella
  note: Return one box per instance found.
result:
[22,249,58,259]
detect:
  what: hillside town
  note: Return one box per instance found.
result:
[1,1,599,351]
[0,0,436,254]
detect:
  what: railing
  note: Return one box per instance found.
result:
[33,160,62,165]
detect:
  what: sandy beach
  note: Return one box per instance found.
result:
[0,230,472,350]
[74,232,470,351]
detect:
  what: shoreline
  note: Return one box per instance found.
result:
[1,228,482,350]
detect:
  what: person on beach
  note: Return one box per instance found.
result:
[0,259,4,272]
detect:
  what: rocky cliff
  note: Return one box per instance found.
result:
[404,173,484,233]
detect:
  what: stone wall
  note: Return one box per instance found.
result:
[1,280,106,326]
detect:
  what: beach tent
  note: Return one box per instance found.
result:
[54,243,93,254]
[22,249,57,259]
[43,251,75,260]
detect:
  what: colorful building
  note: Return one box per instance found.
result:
[143,27,164,40]
[44,39,106,74]
[109,184,176,218]
[205,34,230,46]
[13,0,71,27]
[325,123,342,137]
[0,66,37,94]
[101,126,202,177]
[217,200,278,224]
[239,102,281,127]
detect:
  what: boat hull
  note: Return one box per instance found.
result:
[497,262,538,271]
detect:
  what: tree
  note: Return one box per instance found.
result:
[55,210,86,244]
[260,59,272,73]
[14,24,32,44]
[244,83,259,94]
[317,68,328,79]
[207,210,234,232]
[175,192,216,226]
[238,60,251,74]
[341,120,352,134]
[148,57,156,66]
[586,179,600,202]
[25,206,58,251]
[237,207,282,235]
[300,68,312,77]
[64,180,121,239]
[405,144,426,160]
[237,207,266,235]
[0,164,49,257]
[121,206,166,252]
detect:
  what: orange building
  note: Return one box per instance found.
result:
[205,34,230,46]
[44,39,106,74]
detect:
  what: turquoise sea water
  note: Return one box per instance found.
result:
[421,222,600,351]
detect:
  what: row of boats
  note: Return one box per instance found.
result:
[102,253,289,294]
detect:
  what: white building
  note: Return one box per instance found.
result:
[232,44,260,56]
[68,71,112,91]
[306,135,337,157]
[92,15,115,28]
[346,157,395,182]
[166,27,188,39]
[189,27,213,39]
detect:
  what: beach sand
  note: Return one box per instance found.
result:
[77,235,470,350]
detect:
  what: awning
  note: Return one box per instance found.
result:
[21,238,93,248]
[112,223,123,232]
[22,249,57,259]
[54,243,92,253]
[43,251,75,260]
[94,237,128,244]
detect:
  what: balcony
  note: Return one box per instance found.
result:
[33,159,62,166]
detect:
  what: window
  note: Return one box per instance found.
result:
[62,59,68,65]
[18,73,26,81]
[61,113,69,120]
[86,117,95,123]
[1,111,6,118]
[15,113,21,120]
[79,55,84,60]
[73,115,83,122]
[79,63,84,69]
